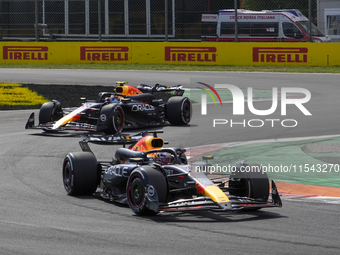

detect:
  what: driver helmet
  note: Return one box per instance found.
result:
[154,152,174,165]
[110,94,120,102]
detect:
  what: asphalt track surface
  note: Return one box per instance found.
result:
[1,69,340,254]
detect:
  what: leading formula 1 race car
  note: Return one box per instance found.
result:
[62,131,282,215]
[25,82,192,134]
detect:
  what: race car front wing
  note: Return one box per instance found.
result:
[158,180,282,212]
[25,112,98,132]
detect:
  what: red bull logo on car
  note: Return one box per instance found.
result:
[165,46,217,62]
[253,47,308,63]
[3,46,48,60]
[80,46,129,61]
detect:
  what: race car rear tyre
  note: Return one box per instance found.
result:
[166,97,192,125]
[228,163,269,201]
[127,166,168,216]
[62,152,98,196]
[101,104,125,134]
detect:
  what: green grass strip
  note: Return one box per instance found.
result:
[199,137,340,187]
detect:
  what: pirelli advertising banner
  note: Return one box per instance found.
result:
[0,41,339,66]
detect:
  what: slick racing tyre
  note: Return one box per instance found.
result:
[108,105,124,134]
[166,96,192,125]
[62,152,98,196]
[100,104,125,134]
[39,100,63,124]
[127,166,168,216]
[228,163,269,202]
[39,102,54,124]
[39,101,62,124]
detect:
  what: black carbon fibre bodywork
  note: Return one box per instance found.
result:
[62,132,282,216]
[25,84,192,134]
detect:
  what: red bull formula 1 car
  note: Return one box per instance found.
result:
[62,131,282,215]
[25,82,191,134]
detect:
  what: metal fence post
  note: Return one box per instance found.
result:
[165,0,168,41]
[234,0,238,42]
[98,0,102,41]
[35,0,39,41]
[308,0,312,42]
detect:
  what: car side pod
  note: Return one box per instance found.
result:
[271,180,282,207]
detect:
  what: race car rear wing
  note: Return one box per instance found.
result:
[137,83,184,93]
[79,130,166,152]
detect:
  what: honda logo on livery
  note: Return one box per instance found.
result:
[3,46,48,61]
[80,46,129,61]
[253,47,308,63]
[165,47,217,62]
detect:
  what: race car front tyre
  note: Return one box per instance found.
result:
[39,101,63,124]
[110,105,124,134]
[39,102,54,124]
[166,97,192,125]
[127,166,168,216]
[62,152,98,196]
[100,104,125,134]
[228,163,269,202]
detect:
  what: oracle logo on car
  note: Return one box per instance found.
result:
[3,46,48,61]
[80,46,129,61]
[165,46,217,62]
[253,47,308,63]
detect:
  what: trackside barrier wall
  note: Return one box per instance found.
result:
[0,42,339,66]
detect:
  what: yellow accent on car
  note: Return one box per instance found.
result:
[203,185,230,203]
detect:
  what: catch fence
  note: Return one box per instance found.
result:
[0,0,339,42]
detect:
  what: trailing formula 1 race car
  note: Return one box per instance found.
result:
[25,82,192,134]
[62,131,282,215]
